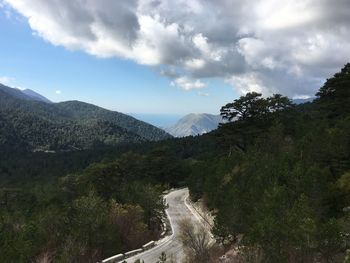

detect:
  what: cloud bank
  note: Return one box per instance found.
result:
[3,0,350,96]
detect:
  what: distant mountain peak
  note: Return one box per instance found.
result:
[165,113,222,137]
[0,83,51,103]
[21,89,52,103]
[292,97,315,104]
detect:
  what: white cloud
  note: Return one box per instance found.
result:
[171,76,206,91]
[227,72,266,95]
[55,90,61,95]
[0,76,12,84]
[0,0,12,18]
[185,59,205,70]
[2,0,350,97]
[193,33,210,55]
[255,0,317,30]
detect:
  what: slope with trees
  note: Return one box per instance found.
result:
[0,84,170,151]
[187,64,350,262]
[1,65,350,262]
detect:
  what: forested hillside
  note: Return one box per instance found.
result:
[186,64,350,262]
[0,84,170,151]
[1,65,350,262]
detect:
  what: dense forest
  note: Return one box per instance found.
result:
[0,148,189,262]
[1,64,350,262]
[0,84,170,151]
[188,64,350,262]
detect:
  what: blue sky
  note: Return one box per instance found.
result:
[0,8,237,118]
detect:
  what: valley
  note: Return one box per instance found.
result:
[1,1,350,261]
[1,65,349,262]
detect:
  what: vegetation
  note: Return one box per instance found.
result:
[220,92,292,121]
[179,218,215,263]
[0,84,170,151]
[1,64,350,262]
[188,64,350,262]
[0,149,188,262]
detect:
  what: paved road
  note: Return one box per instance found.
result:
[121,188,206,263]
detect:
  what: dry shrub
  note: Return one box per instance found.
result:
[179,218,219,263]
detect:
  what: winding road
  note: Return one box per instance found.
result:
[120,188,208,263]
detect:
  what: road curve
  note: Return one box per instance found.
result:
[120,188,206,263]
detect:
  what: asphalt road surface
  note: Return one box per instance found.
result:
[121,188,206,263]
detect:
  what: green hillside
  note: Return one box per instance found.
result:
[0,84,170,151]
[1,65,350,262]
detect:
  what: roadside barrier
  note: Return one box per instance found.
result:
[100,188,187,263]
[102,254,124,263]
[124,249,143,258]
[142,241,155,251]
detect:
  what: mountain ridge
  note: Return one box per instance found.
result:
[0,83,171,151]
[21,88,52,103]
[165,113,222,137]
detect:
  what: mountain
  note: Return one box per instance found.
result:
[163,98,315,138]
[55,100,171,141]
[21,88,52,103]
[165,113,222,137]
[130,113,184,128]
[0,83,37,101]
[293,97,315,104]
[0,84,52,103]
[0,84,171,151]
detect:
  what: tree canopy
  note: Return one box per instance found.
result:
[220,92,293,122]
[316,63,350,117]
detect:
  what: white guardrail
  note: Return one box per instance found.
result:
[101,242,155,263]
[101,190,172,263]
[142,241,155,250]
[102,254,124,263]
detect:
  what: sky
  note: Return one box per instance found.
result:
[0,0,350,120]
